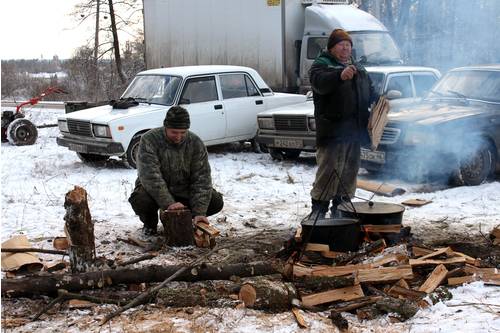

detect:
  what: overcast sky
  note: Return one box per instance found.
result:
[0,0,138,60]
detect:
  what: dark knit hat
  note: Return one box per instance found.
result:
[327,29,353,50]
[163,106,190,129]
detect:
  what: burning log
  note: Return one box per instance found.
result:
[63,186,95,273]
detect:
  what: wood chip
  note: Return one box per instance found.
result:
[291,307,307,328]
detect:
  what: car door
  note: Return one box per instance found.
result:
[218,73,265,139]
[178,75,225,142]
[412,72,439,97]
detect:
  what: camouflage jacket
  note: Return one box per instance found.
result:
[135,127,212,216]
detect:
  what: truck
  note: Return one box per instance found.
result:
[143,0,402,93]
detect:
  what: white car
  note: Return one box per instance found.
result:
[57,65,306,168]
[256,66,441,159]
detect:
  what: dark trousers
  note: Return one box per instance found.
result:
[128,185,224,228]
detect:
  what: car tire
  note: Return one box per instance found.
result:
[458,140,495,186]
[6,118,38,146]
[269,148,301,160]
[77,153,109,165]
[124,134,142,169]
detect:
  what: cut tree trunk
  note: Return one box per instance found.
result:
[2,261,279,297]
[160,209,195,246]
[64,186,95,273]
[238,276,298,311]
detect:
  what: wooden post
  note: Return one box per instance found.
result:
[64,186,95,273]
[160,209,195,246]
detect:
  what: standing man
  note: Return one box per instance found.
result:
[129,106,224,235]
[309,29,377,218]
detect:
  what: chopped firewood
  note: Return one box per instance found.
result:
[395,279,410,289]
[356,305,380,320]
[291,307,307,328]
[333,239,386,265]
[356,179,405,197]
[446,267,466,279]
[448,273,500,286]
[294,227,303,243]
[305,243,330,252]
[357,265,414,283]
[237,277,298,311]
[362,224,401,233]
[418,264,448,293]
[311,264,372,277]
[321,250,346,259]
[417,247,454,261]
[367,253,408,267]
[412,246,434,257]
[329,311,348,331]
[293,275,355,292]
[387,285,426,301]
[401,198,432,207]
[330,296,383,313]
[68,299,96,309]
[52,237,69,250]
[301,284,364,307]
[195,221,220,237]
[464,265,498,275]
[450,251,480,266]
[409,257,466,267]
[490,225,500,245]
[375,297,419,320]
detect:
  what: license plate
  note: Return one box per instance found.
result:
[68,143,88,153]
[273,138,303,149]
[360,148,385,164]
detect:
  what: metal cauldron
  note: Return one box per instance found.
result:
[301,217,361,252]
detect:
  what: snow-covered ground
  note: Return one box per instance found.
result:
[1,106,499,332]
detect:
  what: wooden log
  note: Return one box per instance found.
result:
[301,285,364,307]
[357,266,414,283]
[387,285,426,301]
[195,221,220,237]
[356,179,405,197]
[293,275,355,292]
[2,261,279,297]
[329,296,383,313]
[375,297,419,320]
[160,209,195,246]
[417,247,453,261]
[237,277,298,311]
[418,264,448,293]
[64,186,95,273]
[409,257,466,267]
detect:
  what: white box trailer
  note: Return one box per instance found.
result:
[143,0,402,92]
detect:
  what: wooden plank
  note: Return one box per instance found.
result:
[305,243,330,252]
[412,246,434,257]
[357,266,414,283]
[418,264,448,293]
[362,224,401,233]
[301,284,364,307]
[409,257,466,267]
[356,179,405,197]
[401,199,432,207]
[387,285,426,301]
[417,247,453,261]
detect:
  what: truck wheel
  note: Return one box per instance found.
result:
[7,118,38,146]
[269,148,301,160]
[458,141,495,186]
[124,134,142,169]
[77,153,109,165]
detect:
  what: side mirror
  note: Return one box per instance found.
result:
[386,90,403,100]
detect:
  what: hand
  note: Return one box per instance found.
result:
[167,202,186,211]
[340,65,357,81]
[193,215,209,224]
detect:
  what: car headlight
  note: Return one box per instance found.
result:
[308,117,316,131]
[58,120,69,132]
[258,117,274,130]
[92,124,112,138]
[403,129,438,145]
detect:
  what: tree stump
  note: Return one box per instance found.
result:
[160,209,195,246]
[64,186,95,273]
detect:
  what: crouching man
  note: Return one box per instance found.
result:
[129,106,224,235]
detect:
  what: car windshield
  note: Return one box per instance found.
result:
[430,69,500,103]
[121,75,182,106]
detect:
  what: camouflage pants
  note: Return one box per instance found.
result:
[128,184,224,228]
[311,141,360,202]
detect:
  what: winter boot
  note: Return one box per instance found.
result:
[309,199,329,220]
[330,195,345,218]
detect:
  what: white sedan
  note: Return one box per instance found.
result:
[57,65,306,168]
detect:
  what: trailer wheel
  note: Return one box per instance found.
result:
[7,118,38,146]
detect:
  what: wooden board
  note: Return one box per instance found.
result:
[301,284,364,307]
[401,199,433,207]
[418,264,448,293]
[356,179,406,197]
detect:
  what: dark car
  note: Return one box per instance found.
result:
[361,65,500,185]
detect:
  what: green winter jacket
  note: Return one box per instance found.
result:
[135,127,212,216]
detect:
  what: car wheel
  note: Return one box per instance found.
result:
[458,141,495,186]
[269,148,301,160]
[124,134,142,169]
[6,118,38,146]
[77,153,109,165]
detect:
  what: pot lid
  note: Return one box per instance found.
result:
[301,217,359,227]
[338,201,405,215]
